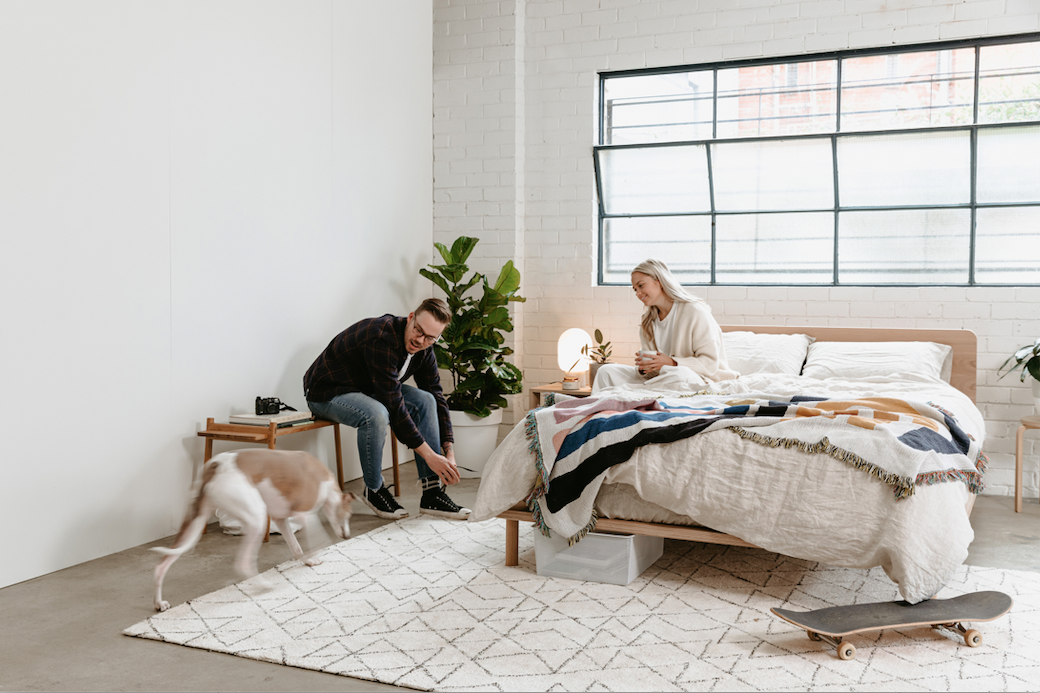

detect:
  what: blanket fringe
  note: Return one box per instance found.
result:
[728,427,917,500]
[567,509,598,546]
[523,409,552,536]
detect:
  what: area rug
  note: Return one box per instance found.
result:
[125,516,1040,691]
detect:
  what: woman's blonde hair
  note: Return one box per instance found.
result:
[632,259,703,342]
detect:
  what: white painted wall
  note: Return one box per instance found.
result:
[0,0,432,589]
[433,0,1040,499]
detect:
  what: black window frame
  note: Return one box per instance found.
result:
[594,33,1040,287]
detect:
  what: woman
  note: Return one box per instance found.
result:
[593,259,738,392]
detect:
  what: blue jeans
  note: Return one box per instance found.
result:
[308,385,439,491]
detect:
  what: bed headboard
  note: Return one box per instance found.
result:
[720,325,977,403]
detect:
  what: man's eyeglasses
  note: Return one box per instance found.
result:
[410,318,440,345]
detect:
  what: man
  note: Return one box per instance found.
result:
[304,298,469,520]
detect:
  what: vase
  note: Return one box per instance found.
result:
[449,408,504,479]
[1033,379,1040,416]
[589,361,603,389]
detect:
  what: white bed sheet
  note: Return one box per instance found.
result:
[471,372,985,603]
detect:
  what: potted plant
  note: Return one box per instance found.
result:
[420,236,525,476]
[582,328,612,386]
[999,338,1040,414]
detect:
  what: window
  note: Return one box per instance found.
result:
[595,35,1040,285]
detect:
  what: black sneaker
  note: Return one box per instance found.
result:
[363,485,408,520]
[420,486,471,520]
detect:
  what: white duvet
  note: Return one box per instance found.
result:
[471,372,985,603]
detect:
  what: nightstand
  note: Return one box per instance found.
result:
[529,382,592,409]
[1015,415,1040,513]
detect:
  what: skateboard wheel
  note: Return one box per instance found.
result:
[838,642,856,660]
[808,631,822,641]
[964,629,982,647]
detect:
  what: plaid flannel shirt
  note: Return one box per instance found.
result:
[303,315,452,450]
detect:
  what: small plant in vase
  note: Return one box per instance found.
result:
[998,338,1040,415]
[581,329,612,387]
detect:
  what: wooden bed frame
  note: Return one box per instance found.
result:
[498,325,978,567]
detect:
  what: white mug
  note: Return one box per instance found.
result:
[637,349,657,364]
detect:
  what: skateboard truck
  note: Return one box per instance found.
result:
[771,590,1011,661]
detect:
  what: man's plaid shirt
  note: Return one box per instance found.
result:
[303,315,452,450]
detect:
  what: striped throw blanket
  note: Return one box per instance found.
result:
[526,393,985,543]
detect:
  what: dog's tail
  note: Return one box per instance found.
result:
[151,459,215,556]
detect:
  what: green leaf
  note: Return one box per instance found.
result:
[451,236,479,265]
[484,306,510,328]
[1027,357,1040,383]
[434,241,454,265]
[493,260,520,296]
[454,374,486,392]
[419,268,452,297]
[426,262,467,285]
[594,328,603,343]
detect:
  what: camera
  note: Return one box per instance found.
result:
[255,396,287,415]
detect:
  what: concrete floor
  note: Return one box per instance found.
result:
[1,463,1037,692]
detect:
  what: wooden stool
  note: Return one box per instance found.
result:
[1015,415,1040,513]
[389,429,401,496]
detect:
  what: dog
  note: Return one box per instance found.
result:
[152,449,356,612]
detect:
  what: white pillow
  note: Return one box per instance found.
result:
[801,341,953,382]
[722,331,815,376]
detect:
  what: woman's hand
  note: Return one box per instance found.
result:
[637,351,676,376]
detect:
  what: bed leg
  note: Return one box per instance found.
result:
[505,519,519,566]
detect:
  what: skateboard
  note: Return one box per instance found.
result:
[770,590,1013,660]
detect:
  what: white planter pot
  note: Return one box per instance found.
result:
[1033,379,1040,415]
[449,408,504,479]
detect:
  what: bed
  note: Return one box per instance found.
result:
[470,326,985,603]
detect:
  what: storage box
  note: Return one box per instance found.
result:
[534,530,664,585]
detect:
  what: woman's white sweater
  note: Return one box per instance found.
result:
[641,299,739,382]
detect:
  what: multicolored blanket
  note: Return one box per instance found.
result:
[526,393,985,543]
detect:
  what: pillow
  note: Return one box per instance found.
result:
[722,331,815,376]
[801,341,953,382]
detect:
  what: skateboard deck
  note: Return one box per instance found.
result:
[771,590,1013,660]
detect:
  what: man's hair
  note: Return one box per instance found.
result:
[415,298,451,324]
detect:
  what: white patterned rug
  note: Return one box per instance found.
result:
[125,517,1040,691]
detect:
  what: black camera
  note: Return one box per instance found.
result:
[255,396,291,415]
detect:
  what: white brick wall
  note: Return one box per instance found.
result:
[433,0,1040,498]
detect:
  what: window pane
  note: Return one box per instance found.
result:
[841,48,975,131]
[602,216,712,283]
[712,138,834,212]
[978,40,1040,124]
[597,145,710,215]
[975,206,1040,283]
[838,209,970,283]
[715,213,834,283]
[716,60,837,138]
[977,126,1040,203]
[838,131,970,206]
[603,72,714,145]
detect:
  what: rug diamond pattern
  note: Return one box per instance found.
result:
[126,516,1040,691]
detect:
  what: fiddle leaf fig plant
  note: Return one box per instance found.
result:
[419,236,526,418]
[998,338,1040,383]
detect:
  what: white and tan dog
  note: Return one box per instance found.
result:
[152,449,356,612]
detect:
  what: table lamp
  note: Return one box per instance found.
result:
[557,328,592,390]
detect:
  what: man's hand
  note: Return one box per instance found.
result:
[416,442,460,486]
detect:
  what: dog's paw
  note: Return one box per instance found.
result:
[303,557,323,567]
[155,600,170,612]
